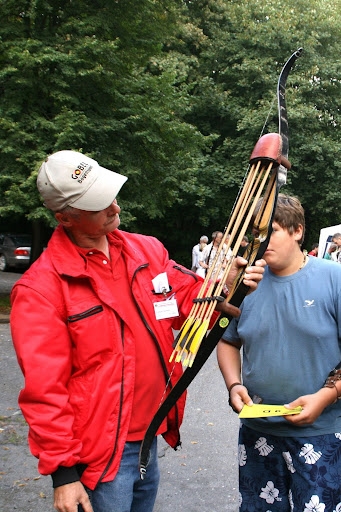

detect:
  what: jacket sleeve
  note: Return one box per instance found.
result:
[10,284,82,478]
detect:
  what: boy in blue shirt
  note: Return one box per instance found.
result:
[218,194,341,511]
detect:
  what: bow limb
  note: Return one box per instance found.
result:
[232,47,303,274]
[278,47,303,162]
[139,48,303,479]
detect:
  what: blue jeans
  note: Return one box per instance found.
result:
[80,438,160,512]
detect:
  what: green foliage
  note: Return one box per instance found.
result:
[1,0,341,264]
[160,0,341,260]
[0,0,197,233]
[0,295,11,313]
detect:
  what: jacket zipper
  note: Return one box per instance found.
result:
[131,264,180,430]
[96,318,125,488]
[68,305,103,323]
[132,265,172,385]
[172,265,198,281]
[95,263,196,485]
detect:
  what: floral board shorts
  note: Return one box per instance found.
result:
[238,423,341,512]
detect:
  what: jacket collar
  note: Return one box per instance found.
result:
[47,225,148,278]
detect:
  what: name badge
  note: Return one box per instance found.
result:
[154,299,179,320]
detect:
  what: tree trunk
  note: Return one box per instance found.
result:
[30,220,45,264]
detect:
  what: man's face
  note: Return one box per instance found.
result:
[333,236,341,247]
[66,200,121,237]
[263,221,303,272]
[214,233,223,246]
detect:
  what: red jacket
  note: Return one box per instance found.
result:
[11,226,205,489]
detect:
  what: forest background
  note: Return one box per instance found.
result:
[1,0,341,266]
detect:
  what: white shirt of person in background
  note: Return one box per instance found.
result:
[199,231,232,281]
[191,235,208,274]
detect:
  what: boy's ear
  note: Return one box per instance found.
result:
[294,224,304,242]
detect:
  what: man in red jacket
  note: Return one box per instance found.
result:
[10,150,265,512]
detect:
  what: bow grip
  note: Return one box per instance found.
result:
[249,133,291,170]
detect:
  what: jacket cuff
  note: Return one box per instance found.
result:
[51,465,81,488]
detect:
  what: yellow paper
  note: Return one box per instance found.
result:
[239,404,303,418]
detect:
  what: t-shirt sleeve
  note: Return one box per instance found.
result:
[221,316,240,344]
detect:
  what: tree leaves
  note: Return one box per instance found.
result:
[1,0,341,263]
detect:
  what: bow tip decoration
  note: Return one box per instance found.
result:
[249,133,291,170]
[139,48,303,480]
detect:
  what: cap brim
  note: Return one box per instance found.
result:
[70,166,128,211]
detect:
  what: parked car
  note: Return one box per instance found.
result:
[0,233,32,272]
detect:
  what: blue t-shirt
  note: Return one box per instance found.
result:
[222,256,341,436]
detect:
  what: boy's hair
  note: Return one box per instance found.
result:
[273,194,305,244]
[254,193,305,245]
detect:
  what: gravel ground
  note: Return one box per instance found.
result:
[0,271,23,296]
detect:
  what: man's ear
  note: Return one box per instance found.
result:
[55,212,73,228]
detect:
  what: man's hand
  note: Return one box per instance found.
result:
[241,257,266,293]
[54,481,93,512]
[227,256,266,293]
[216,257,266,318]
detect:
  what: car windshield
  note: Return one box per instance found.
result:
[9,235,32,246]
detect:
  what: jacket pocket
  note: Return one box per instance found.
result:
[67,301,121,362]
[68,305,103,323]
[68,374,93,433]
[68,353,121,451]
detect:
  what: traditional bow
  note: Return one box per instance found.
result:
[139,48,303,478]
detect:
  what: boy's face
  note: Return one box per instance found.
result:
[263,221,303,274]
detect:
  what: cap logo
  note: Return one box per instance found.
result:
[71,161,93,183]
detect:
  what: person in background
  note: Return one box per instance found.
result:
[332,233,341,248]
[199,231,232,281]
[324,242,337,261]
[217,194,341,512]
[10,150,266,512]
[237,236,249,257]
[308,243,318,256]
[191,235,208,273]
[331,233,341,263]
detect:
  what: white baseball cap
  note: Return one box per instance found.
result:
[37,150,128,211]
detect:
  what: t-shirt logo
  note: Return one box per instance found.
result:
[303,299,315,307]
